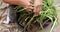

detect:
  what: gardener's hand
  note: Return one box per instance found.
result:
[34,0,42,16]
[3,0,33,12]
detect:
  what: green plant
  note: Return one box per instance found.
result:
[15,0,57,32]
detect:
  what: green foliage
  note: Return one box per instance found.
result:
[15,0,57,32]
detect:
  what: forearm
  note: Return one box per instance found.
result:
[34,0,42,6]
[3,0,31,7]
[3,0,19,5]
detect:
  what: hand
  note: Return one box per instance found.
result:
[3,0,33,12]
[34,0,42,16]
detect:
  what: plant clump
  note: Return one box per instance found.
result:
[15,0,57,32]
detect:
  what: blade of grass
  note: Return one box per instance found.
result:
[24,15,36,29]
[50,16,57,32]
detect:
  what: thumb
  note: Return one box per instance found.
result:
[34,6,42,16]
